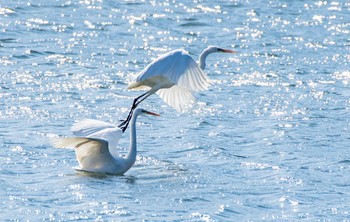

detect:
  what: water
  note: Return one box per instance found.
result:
[1,0,349,221]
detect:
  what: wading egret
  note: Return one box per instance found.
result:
[118,46,236,131]
[51,108,160,175]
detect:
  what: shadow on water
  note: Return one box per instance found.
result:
[65,170,138,184]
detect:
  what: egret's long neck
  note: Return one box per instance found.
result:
[198,48,212,70]
[125,113,138,168]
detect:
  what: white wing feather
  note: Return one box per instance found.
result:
[157,86,195,112]
[134,49,211,92]
[71,119,122,149]
[51,137,117,172]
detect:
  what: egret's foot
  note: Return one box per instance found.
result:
[118,119,128,132]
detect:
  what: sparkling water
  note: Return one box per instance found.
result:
[1,0,349,221]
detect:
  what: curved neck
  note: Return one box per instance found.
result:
[125,112,138,168]
[198,48,213,70]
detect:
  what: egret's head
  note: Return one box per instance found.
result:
[133,108,160,117]
[199,46,238,70]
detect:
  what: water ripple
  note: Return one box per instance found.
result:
[1,0,350,221]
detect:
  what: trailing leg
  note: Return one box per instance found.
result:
[118,91,151,132]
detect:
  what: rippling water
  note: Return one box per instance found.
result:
[1,0,350,221]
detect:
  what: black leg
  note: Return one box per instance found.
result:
[118,98,137,132]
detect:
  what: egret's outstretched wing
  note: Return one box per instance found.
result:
[72,119,116,136]
[128,49,211,92]
[157,86,195,112]
[175,52,211,91]
[71,119,122,149]
[51,137,115,171]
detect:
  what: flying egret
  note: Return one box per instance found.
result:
[118,46,237,132]
[51,108,160,175]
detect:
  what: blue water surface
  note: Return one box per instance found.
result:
[1,0,349,221]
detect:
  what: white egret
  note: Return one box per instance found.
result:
[118,46,237,131]
[51,108,160,175]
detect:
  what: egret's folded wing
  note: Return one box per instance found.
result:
[71,119,122,149]
[157,86,195,112]
[51,137,115,170]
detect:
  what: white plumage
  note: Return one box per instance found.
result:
[71,118,122,150]
[121,46,236,132]
[128,49,210,111]
[51,108,160,175]
[51,137,124,174]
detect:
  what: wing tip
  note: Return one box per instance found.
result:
[50,137,67,149]
[157,86,196,112]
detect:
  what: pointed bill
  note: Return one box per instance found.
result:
[144,110,160,116]
[219,48,238,53]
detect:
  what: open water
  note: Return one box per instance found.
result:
[1,0,350,221]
